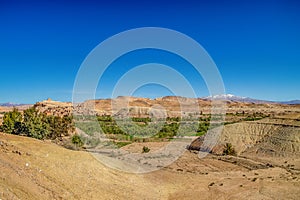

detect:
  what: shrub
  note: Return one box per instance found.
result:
[114,141,131,148]
[0,106,75,140]
[46,115,74,139]
[223,143,236,156]
[22,107,49,139]
[142,146,150,153]
[71,134,83,147]
[0,108,23,134]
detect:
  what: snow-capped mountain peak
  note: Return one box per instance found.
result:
[205,94,246,100]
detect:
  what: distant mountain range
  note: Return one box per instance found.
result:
[279,100,300,105]
[204,94,300,105]
[1,95,299,107]
[0,102,31,107]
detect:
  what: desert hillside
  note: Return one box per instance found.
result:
[88,96,300,117]
[29,96,300,118]
[0,132,300,199]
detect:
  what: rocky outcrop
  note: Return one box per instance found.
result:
[34,99,73,117]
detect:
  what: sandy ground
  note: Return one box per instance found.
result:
[0,133,299,200]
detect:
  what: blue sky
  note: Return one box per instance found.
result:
[0,0,299,103]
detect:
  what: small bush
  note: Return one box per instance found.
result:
[114,141,131,148]
[142,146,150,153]
[72,134,83,147]
[223,143,236,156]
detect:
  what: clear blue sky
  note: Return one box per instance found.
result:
[0,0,299,103]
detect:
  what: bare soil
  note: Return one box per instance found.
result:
[1,133,299,200]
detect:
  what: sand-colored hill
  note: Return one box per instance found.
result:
[90,96,300,117]
[31,96,300,118]
[189,120,300,154]
[2,97,300,119]
[0,132,299,199]
[188,118,300,179]
[221,121,299,156]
